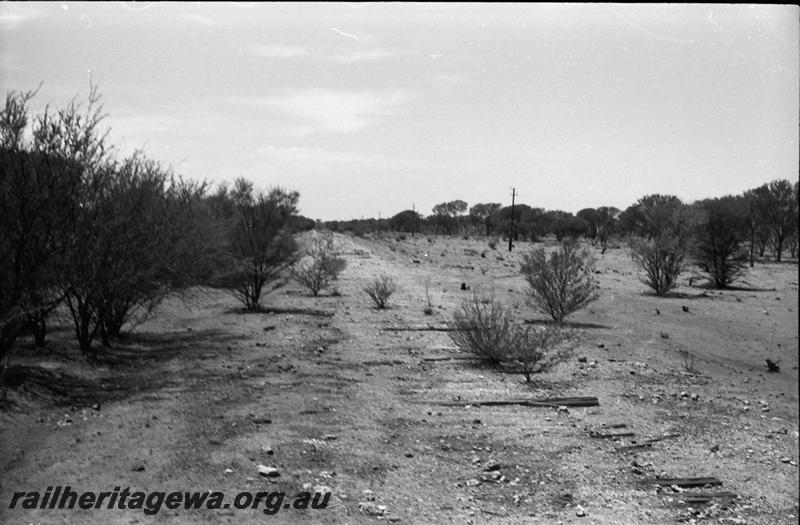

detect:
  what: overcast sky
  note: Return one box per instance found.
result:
[1,3,797,220]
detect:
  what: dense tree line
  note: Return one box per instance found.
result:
[1,87,313,365]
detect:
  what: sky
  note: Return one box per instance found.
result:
[1,3,797,221]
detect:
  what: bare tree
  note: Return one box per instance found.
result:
[216,179,300,311]
[1,88,88,360]
[93,153,212,344]
[748,180,799,262]
[692,196,749,288]
[1,91,58,355]
[29,86,119,356]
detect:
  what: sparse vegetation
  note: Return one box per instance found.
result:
[520,241,599,323]
[423,278,434,310]
[363,274,398,309]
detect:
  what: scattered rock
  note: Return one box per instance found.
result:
[358,501,387,517]
[484,460,501,472]
[132,464,145,472]
[313,485,332,495]
[575,505,586,517]
[257,465,280,478]
[577,356,587,363]
[466,478,481,487]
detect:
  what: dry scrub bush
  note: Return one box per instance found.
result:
[216,181,300,312]
[507,325,573,383]
[520,242,599,323]
[630,236,686,296]
[448,295,574,379]
[448,294,514,364]
[626,194,691,296]
[363,274,398,309]
[290,234,347,296]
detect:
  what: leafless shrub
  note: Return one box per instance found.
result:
[630,236,686,296]
[423,278,433,308]
[520,241,599,322]
[448,294,514,364]
[507,325,574,383]
[363,274,398,309]
[290,233,347,296]
[679,348,697,374]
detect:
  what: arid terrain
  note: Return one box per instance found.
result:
[1,233,798,524]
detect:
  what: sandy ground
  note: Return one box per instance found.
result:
[1,232,798,524]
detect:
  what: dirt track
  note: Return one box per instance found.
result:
[1,233,798,524]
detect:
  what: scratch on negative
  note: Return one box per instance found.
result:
[329,27,359,40]
[608,7,695,44]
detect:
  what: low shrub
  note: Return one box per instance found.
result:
[448,294,514,364]
[289,234,347,296]
[507,325,573,383]
[363,274,398,309]
[520,241,599,322]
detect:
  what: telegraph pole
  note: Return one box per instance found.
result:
[508,187,516,251]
